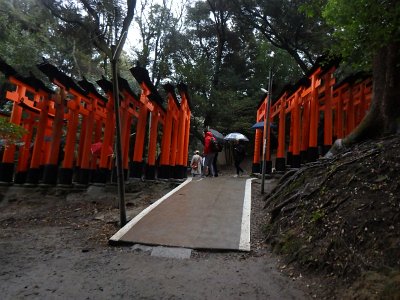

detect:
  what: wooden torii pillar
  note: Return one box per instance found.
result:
[290,89,302,168]
[78,78,109,182]
[145,104,165,180]
[159,84,180,179]
[25,92,51,184]
[96,78,116,184]
[130,66,165,179]
[118,77,141,179]
[252,97,265,173]
[307,67,322,162]
[43,88,66,184]
[177,83,192,179]
[263,92,275,174]
[321,69,336,155]
[14,114,34,183]
[252,91,275,174]
[275,92,288,171]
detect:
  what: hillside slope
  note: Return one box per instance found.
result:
[263,134,400,298]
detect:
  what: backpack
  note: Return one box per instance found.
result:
[191,161,198,170]
[210,137,223,152]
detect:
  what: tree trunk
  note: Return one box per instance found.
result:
[326,42,400,156]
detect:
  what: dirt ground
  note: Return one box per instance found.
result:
[0,164,319,299]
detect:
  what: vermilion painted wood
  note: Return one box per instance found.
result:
[253,65,372,169]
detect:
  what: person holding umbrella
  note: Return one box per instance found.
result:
[233,139,246,177]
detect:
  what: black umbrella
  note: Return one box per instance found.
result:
[209,129,225,143]
[251,121,277,130]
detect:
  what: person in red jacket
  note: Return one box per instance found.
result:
[202,129,216,177]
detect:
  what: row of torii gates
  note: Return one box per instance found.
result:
[0,58,192,185]
[252,58,372,173]
[0,57,374,185]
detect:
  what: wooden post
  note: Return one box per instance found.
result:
[308,71,320,162]
[26,96,50,184]
[130,93,149,178]
[170,118,179,171]
[98,93,115,182]
[347,86,355,135]
[300,96,310,163]
[291,91,301,168]
[14,115,34,184]
[43,90,65,184]
[77,101,96,184]
[159,91,177,179]
[336,88,344,139]
[252,107,263,173]
[145,109,159,179]
[59,96,80,185]
[174,104,186,179]
[323,72,334,155]
[275,96,286,171]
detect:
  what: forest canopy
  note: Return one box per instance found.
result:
[0,0,398,146]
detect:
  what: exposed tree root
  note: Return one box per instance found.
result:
[266,148,381,223]
[269,183,310,223]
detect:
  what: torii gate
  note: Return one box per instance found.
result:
[38,62,101,185]
[158,83,181,179]
[129,66,166,180]
[0,59,55,184]
[0,59,193,185]
[78,77,109,182]
[253,58,371,173]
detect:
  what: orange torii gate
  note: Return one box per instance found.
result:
[0,59,192,185]
[129,66,166,180]
[78,77,110,182]
[332,74,372,139]
[96,76,143,182]
[118,77,142,179]
[158,83,181,179]
[157,83,192,179]
[94,77,117,183]
[0,59,55,184]
[253,59,372,173]
[38,62,107,185]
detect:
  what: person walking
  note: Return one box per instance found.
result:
[202,129,216,177]
[212,152,219,177]
[233,140,245,177]
[191,150,202,176]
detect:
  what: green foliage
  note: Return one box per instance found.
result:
[322,0,400,69]
[233,0,333,72]
[277,229,303,256]
[0,117,27,145]
[0,0,105,81]
[311,209,325,223]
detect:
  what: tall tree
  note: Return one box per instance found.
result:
[0,0,109,81]
[169,0,303,145]
[133,0,186,87]
[321,0,400,151]
[40,0,136,76]
[232,0,332,73]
